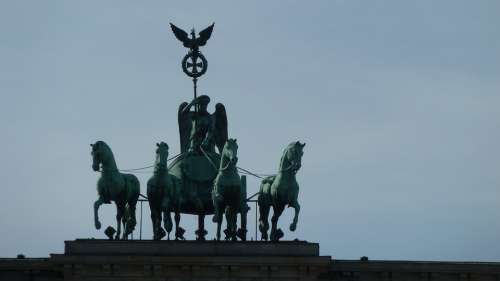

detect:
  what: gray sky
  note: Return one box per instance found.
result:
[1,1,499,261]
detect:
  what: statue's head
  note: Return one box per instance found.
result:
[90,141,108,171]
[223,138,238,164]
[197,95,210,112]
[285,141,305,173]
[155,142,169,170]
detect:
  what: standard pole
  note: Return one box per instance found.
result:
[255,201,258,240]
[193,77,198,135]
[139,201,143,240]
[193,77,198,100]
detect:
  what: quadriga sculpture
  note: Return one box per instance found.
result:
[91,141,140,240]
[212,139,244,241]
[258,141,305,241]
[147,142,181,240]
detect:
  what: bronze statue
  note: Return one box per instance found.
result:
[146,142,180,240]
[91,141,140,240]
[178,95,228,154]
[258,141,305,241]
[211,139,247,241]
[170,23,214,52]
[169,95,239,240]
[170,23,213,78]
[89,23,307,242]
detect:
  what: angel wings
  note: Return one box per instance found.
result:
[170,23,214,51]
[177,100,228,154]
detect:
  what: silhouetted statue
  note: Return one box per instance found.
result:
[147,142,180,240]
[211,139,246,241]
[170,23,214,52]
[91,141,140,240]
[178,95,228,154]
[258,141,305,241]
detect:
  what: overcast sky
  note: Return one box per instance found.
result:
[1,1,499,261]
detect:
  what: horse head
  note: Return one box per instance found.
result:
[155,142,169,172]
[222,138,238,168]
[282,141,306,173]
[91,141,111,171]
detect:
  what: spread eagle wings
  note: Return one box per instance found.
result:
[169,23,215,49]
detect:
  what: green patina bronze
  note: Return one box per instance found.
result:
[258,141,305,241]
[91,141,140,240]
[89,23,305,242]
[212,139,249,241]
[146,142,178,240]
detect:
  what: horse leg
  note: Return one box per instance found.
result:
[93,197,104,230]
[161,199,173,238]
[289,200,301,232]
[216,219,222,241]
[150,208,159,240]
[258,201,270,241]
[237,203,249,241]
[123,201,138,240]
[196,214,207,241]
[149,199,159,240]
[115,204,125,240]
[212,189,221,223]
[121,208,129,240]
[215,202,224,241]
[225,206,237,241]
[174,212,185,240]
[270,205,285,242]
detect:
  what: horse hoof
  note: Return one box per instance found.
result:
[270,229,284,242]
[95,221,101,230]
[237,228,247,241]
[178,227,186,236]
[159,228,166,240]
[289,223,296,231]
[175,228,186,240]
[277,229,284,239]
[261,233,268,241]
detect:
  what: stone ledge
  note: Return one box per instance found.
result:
[65,239,319,257]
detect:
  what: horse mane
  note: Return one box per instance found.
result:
[279,142,294,171]
[96,141,117,170]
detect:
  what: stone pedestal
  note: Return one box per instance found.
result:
[51,239,331,281]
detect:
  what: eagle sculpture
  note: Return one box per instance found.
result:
[170,23,215,52]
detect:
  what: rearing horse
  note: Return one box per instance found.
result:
[212,139,242,241]
[258,141,305,241]
[91,141,140,240]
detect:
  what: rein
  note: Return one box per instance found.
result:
[219,158,233,171]
[199,146,219,171]
[279,162,296,173]
[96,151,185,173]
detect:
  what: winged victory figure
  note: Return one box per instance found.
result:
[178,95,228,155]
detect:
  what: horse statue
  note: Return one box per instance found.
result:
[212,139,247,241]
[147,142,180,240]
[258,141,305,241]
[91,141,140,240]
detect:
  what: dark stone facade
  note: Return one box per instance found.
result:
[1,240,499,281]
